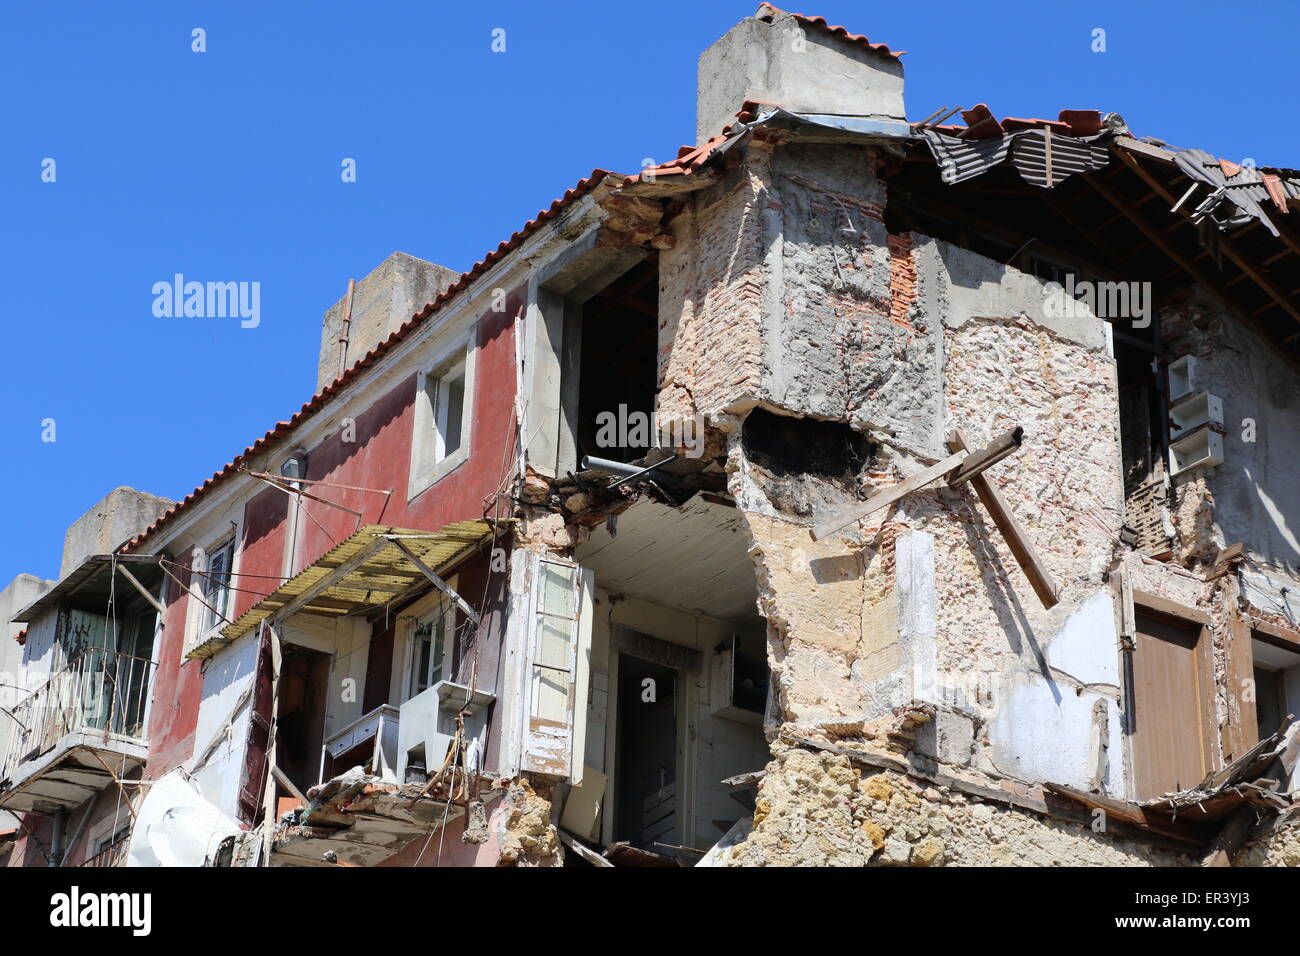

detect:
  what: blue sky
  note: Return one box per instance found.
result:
[1,0,1296,584]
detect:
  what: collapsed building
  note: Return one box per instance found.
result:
[3,4,1300,868]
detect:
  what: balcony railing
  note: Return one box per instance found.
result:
[79,836,130,868]
[1,648,154,783]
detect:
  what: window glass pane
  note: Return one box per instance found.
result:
[532,667,570,724]
[442,372,465,456]
[411,620,433,697]
[539,562,575,617]
[204,545,231,630]
[429,615,446,685]
[536,617,572,670]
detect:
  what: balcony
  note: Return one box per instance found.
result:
[0,649,154,815]
[79,835,129,868]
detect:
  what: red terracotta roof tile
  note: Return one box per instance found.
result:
[756,4,904,59]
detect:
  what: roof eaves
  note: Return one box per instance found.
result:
[122,169,616,554]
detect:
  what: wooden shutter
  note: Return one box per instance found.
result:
[519,555,593,781]
[237,622,275,825]
[1130,611,1216,799]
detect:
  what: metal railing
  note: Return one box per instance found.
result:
[79,836,130,868]
[1,648,154,783]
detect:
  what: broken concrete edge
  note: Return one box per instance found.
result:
[778,726,1297,859]
[272,768,505,842]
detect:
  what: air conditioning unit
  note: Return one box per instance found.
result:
[397,680,495,786]
[1169,391,1223,439]
[1167,355,1198,404]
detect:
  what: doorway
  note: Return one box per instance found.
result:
[614,654,679,850]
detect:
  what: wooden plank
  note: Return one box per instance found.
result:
[1131,588,1212,625]
[557,828,613,867]
[1203,721,1300,866]
[1222,611,1259,764]
[388,538,481,625]
[113,562,165,616]
[810,450,967,542]
[947,429,1059,609]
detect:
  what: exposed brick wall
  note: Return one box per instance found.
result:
[657,159,767,423]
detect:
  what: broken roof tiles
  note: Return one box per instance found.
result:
[932,105,1109,140]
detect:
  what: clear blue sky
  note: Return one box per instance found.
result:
[1,0,1296,584]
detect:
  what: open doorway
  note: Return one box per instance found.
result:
[276,644,332,794]
[576,255,659,464]
[614,655,679,849]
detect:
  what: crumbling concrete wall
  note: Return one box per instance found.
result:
[731,741,1261,866]
[695,6,906,145]
[695,136,1130,794]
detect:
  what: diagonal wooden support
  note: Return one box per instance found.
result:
[114,561,165,616]
[947,429,1059,609]
[810,427,1024,542]
[388,537,481,626]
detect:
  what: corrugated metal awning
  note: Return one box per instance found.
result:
[189,521,493,661]
[13,553,164,624]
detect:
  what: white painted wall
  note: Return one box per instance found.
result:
[188,631,258,815]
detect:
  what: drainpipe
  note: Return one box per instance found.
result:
[336,277,356,379]
[49,808,67,867]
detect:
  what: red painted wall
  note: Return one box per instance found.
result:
[295,295,520,563]
[140,290,522,787]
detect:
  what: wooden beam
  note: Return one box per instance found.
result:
[114,562,164,616]
[947,429,1059,609]
[270,538,391,624]
[1117,150,1300,332]
[388,538,481,625]
[811,449,966,541]
[1131,588,1212,625]
[811,428,1025,542]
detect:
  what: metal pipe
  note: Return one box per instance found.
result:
[580,455,666,479]
[49,808,67,867]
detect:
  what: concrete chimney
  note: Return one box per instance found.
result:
[62,486,174,578]
[318,252,461,390]
[696,3,906,145]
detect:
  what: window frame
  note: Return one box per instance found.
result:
[408,335,476,501]
[200,537,236,635]
[405,603,453,702]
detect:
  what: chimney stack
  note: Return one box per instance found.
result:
[61,487,173,578]
[696,3,906,145]
[318,252,461,390]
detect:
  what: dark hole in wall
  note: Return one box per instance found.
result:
[741,409,874,518]
[742,408,872,480]
[578,256,659,463]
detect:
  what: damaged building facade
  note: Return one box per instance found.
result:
[4,5,1300,868]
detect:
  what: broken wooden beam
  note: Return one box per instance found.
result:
[810,427,1024,542]
[947,429,1059,609]
[1203,717,1300,867]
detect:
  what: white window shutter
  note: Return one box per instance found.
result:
[518,555,592,781]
